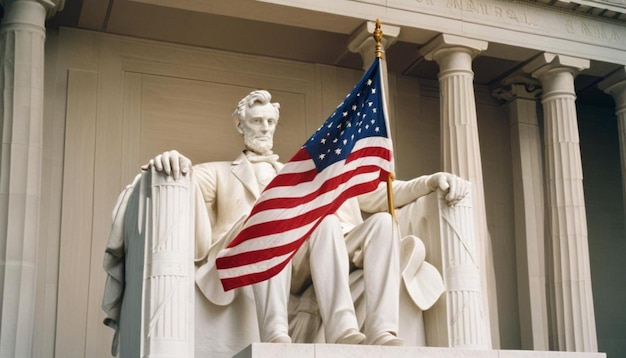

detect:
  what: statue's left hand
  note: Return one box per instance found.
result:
[426,172,469,206]
[141,150,192,180]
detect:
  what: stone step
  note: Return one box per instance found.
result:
[234,343,607,358]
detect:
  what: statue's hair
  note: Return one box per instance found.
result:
[232,90,280,123]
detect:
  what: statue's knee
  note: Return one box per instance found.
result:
[369,212,393,228]
[317,215,341,231]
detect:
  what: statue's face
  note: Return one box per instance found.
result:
[239,102,278,155]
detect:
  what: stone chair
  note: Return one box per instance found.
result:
[102,167,487,357]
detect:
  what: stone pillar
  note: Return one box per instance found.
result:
[598,67,626,221]
[0,0,63,356]
[524,53,597,352]
[420,34,496,349]
[492,77,550,350]
[347,20,400,70]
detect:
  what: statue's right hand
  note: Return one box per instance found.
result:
[142,150,192,180]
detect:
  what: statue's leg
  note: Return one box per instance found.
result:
[345,212,402,345]
[252,265,292,343]
[293,215,363,344]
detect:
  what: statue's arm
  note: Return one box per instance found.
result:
[190,163,218,262]
[358,173,470,213]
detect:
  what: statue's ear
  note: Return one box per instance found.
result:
[235,120,244,135]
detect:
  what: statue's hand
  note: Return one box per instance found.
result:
[426,172,469,206]
[142,150,192,180]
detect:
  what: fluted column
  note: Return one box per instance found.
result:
[0,0,63,356]
[347,20,400,70]
[598,67,626,221]
[524,53,597,352]
[493,77,549,350]
[420,34,496,349]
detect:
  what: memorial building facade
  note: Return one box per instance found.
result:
[1,0,625,357]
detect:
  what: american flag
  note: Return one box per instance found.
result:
[216,58,394,291]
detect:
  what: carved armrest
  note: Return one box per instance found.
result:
[112,168,196,357]
[395,190,488,348]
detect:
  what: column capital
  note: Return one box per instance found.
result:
[598,67,626,113]
[420,34,488,62]
[347,21,400,70]
[523,53,589,81]
[492,75,542,103]
[0,0,64,19]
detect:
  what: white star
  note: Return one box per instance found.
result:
[375,127,380,132]
[368,102,373,107]
[346,122,352,127]
[352,104,357,111]
[319,153,326,160]
[321,138,326,144]
[351,134,355,140]
[343,139,348,145]
[365,124,370,129]
[367,79,372,86]
[371,88,376,94]
[343,111,348,117]
[373,108,377,113]
[371,119,375,124]
[328,123,333,128]
[335,148,342,155]
[333,138,338,143]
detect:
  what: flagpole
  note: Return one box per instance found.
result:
[373,19,397,221]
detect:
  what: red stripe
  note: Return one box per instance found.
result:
[219,252,295,291]
[346,146,392,164]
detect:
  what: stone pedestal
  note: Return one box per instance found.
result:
[234,343,607,358]
[524,53,597,352]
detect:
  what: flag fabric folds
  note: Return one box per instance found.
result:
[216,57,394,291]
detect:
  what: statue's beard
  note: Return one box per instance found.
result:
[244,135,273,155]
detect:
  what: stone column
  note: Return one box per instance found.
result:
[347,20,400,70]
[420,34,496,349]
[0,0,63,356]
[524,53,597,352]
[598,67,626,221]
[492,77,550,350]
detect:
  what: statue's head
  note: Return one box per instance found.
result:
[233,90,280,155]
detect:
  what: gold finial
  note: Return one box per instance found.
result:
[373,19,383,59]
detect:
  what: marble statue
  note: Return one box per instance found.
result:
[103,89,471,357]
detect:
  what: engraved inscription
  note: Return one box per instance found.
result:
[566,18,623,42]
[445,0,539,26]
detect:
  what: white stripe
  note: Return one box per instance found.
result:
[352,136,392,152]
[276,156,316,174]
[218,251,293,280]
[217,220,317,257]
